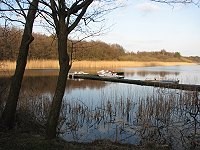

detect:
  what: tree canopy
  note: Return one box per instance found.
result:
[0,26,197,62]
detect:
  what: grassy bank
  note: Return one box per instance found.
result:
[0,60,196,70]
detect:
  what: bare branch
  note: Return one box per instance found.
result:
[151,0,200,6]
[68,0,93,33]
[37,9,56,29]
[0,1,25,17]
[1,15,25,24]
[68,0,90,15]
[50,0,59,33]
[16,0,27,18]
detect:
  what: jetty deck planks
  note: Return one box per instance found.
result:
[68,74,200,91]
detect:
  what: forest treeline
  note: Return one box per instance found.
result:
[1,26,200,62]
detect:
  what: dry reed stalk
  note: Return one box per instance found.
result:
[27,60,59,69]
[72,61,195,69]
[0,60,195,70]
[0,60,16,70]
[0,60,59,70]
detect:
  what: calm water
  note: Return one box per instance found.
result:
[0,64,199,149]
[121,65,200,85]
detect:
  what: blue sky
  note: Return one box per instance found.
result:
[91,0,200,56]
[1,0,199,56]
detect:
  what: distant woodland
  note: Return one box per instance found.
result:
[1,26,200,62]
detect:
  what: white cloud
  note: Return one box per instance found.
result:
[136,2,160,13]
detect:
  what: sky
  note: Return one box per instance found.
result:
[90,0,200,56]
[1,0,199,56]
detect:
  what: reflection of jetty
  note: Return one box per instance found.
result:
[68,74,200,91]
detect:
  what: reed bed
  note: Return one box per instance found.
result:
[72,61,195,69]
[58,88,199,149]
[0,60,195,70]
[0,60,59,70]
[1,79,199,149]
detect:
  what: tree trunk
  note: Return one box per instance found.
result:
[45,15,71,139]
[1,0,39,128]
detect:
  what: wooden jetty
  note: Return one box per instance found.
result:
[68,74,200,91]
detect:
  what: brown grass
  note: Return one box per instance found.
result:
[72,61,195,68]
[0,60,59,70]
[0,60,195,70]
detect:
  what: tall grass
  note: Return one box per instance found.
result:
[0,60,195,70]
[3,87,200,149]
[59,88,199,149]
[0,75,199,149]
[0,60,59,70]
[73,61,195,69]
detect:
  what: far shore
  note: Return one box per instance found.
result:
[0,60,196,70]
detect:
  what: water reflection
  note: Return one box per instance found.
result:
[21,76,108,92]
[121,65,200,84]
[125,71,179,77]
[0,65,199,150]
[1,65,199,84]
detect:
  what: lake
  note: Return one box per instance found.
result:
[0,64,199,149]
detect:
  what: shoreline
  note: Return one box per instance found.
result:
[72,60,195,68]
[0,60,196,70]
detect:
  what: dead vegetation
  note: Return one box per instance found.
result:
[0,60,195,70]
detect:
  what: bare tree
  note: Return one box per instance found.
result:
[0,0,39,128]
[0,22,22,60]
[0,0,120,134]
[36,0,121,139]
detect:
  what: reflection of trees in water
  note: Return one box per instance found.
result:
[0,76,106,125]
[66,79,107,90]
[126,71,179,77]
[0,76,199,149]
[19,76,108,95]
